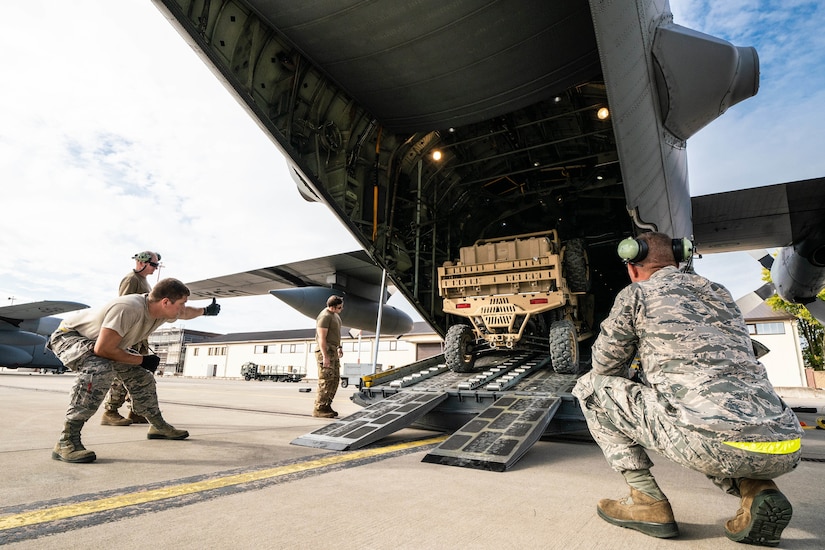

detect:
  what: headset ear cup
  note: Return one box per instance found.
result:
[617,238,646,263]
[672,239,694,263]
[133,251,153,262]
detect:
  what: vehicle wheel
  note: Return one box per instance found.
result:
[549,319,579,374]
[244,375,251,381]
[445,324,477,373]
[563,239,590,292]
[341,378,349,388]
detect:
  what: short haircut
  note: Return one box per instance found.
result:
[636,232,677,269]
[327,295,344,307]
[149,278,191,303]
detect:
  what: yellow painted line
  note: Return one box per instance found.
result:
[0,435,447,531]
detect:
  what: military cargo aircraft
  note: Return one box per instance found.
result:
[152,0,825,469]
[152,0,824,331]
[0,300,88,373]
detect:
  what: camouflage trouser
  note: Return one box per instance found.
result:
[573,371,800,495]
[103,340,148,412]
[48,331,161,423]
[104,379,129,411]
[314,348,340,409]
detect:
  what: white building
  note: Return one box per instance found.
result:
[183,322,443,379]
[738,300,807,387]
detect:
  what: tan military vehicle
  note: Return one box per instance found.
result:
[437,230,593,373]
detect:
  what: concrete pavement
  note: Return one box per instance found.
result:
[1,370,823,549]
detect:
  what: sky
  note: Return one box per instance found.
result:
[1,0,823,335]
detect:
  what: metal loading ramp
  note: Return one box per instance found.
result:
[290,390,448,451]
[421,394,561,472]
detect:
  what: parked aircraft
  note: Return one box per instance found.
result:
[0,300,88,373]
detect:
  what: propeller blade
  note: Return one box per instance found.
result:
[737,283,776,314]
[748,250,774,270]
[805,298,825,325]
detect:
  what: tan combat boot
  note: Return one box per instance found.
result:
[145,415,189,440]
[101,410,133,426]
[128,410,149,424]
[312,407,336,418]
[725,478,792,547]
[597,487,679,538]
[52,420,96,463]
[320,405,339,418]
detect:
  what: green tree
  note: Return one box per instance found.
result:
[761,267,825,370]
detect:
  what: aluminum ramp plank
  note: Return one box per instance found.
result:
[290,390,449,451]
[421,395,561,472]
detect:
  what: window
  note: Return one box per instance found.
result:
[193,348,199,356]
[280,343,306,354]
[748,322,785,335]
[254,345,269,354]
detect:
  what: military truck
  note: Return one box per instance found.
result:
[437,230,593,374]
[240,362,306,382]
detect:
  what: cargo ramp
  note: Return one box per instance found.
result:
[291,352,581,471]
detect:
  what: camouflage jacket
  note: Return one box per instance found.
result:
[587,266,801,442]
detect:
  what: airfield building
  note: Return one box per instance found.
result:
[181,322,442,380]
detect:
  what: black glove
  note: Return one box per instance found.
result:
[203,298,221,316]
[141,354,161,373]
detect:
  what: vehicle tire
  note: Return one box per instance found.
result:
[445,324,476,373]
[563,239,590,293]
[341,378,349,388]
[244,375,251,381]
[549,319,579,374]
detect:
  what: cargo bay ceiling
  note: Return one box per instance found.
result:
[152,0,754,333]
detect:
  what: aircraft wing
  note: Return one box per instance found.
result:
[186,250,387,301]
[185,251,413,334]
[0,300,89,323]
[692,177,825,254]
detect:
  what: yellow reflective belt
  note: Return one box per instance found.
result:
[723,438,801,455]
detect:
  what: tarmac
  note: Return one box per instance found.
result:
[1,369,823,549]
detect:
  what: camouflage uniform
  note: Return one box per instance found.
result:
[48,329,162,421]
[314,308,341,411]
[573,266,802,494]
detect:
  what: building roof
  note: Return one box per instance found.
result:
[740,301,796,322]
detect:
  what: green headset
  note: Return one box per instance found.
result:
[617,236,693,264]
[133,251,161,262]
